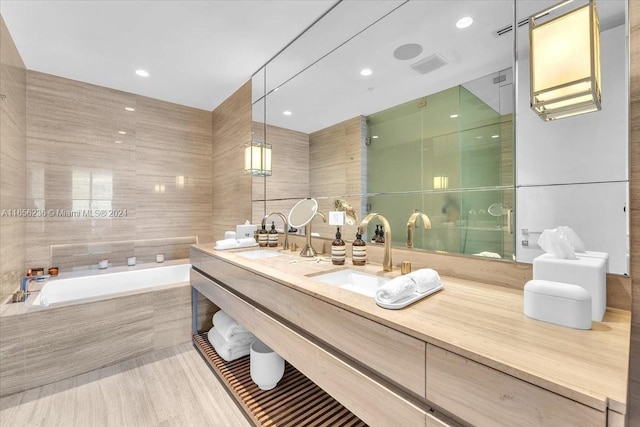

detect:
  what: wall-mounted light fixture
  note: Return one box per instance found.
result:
[529,0,601,121]
[433,175,449,190]
[244,140,272,176]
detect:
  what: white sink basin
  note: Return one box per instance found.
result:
[237,249,282,260]
[310,269,389,297]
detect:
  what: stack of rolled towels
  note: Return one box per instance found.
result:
[207,310,257,362]
[375,268,441,304]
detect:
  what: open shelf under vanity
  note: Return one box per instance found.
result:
[193,333,367,427]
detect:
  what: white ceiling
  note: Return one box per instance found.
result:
[0,0,336,111]
[0,0,626,123]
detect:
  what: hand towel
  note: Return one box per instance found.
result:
[406,268,441,293]
[213,310,251,342]
[375,275,416,303]
[207,327,253,362]
[215,238,239,250]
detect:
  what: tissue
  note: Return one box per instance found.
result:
[537,226,585,259]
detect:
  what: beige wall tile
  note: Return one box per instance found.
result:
[0,16,26,300]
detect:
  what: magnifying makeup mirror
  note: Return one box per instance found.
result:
[288,198,325,257]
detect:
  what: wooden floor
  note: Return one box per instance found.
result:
[0,343,252,427]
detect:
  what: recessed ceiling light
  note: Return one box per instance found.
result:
[118,131,126,135]
[456,16,473,29]
[283,111,292,116]
[372,135,379,139]
[360,68,373,76]
[115,140,123,144]
[135,69,149,77]
[393,43,423,60]
[125,107,135,112]
[449,114,459,118]
[476,135,483,139]
[491,135,499,139]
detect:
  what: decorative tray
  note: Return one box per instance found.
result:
[375,282,443,309]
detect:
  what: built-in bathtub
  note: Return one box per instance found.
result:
[0,260,216,397]
[33,263,191,307]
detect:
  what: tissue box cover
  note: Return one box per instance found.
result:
[524,280,592,330]
[533,253,606,321]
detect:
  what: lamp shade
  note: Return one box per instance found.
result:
[244,141,272,176]
[530,0,601,121]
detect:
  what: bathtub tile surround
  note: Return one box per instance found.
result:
[0,274,215,398]
[50,236,197,270]
[0,16,27,301]
[23,70,213,276]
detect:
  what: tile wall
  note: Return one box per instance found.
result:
[0,16,26,300]
[23,71,213,273]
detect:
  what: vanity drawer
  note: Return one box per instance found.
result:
[191,269,256,331]
[426,344,605,427]
[240,272,427,397]
[251,305,427,427]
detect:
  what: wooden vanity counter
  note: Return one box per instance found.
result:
[191,244,630,424]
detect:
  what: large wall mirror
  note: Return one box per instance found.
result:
[251,0,629,275]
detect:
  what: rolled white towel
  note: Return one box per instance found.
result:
[237,237,258,248]
[375,275,416,303]
[213,310,251,342]
[215,238,239,250]
[207,327,253,362]
[406,268,441,293]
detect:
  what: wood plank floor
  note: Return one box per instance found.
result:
[0,343,252,427]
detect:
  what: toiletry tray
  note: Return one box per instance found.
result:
[375,282,443,309]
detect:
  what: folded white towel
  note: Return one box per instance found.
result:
[375,275,416,303]
[406,268,441,293]
[207,327,253,362]
[215,238,239,250]
[213,310,251,342]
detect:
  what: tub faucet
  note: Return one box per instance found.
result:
[406,211,431,248]
[261,211,290,250]
[359,213,393,272]
[18,274,50,302]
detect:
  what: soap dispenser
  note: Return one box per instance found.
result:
[352,231,367,266]
[268,221,279,247]
[258,224,269,247]
[331,227,346,265]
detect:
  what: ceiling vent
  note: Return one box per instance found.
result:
[410,54,448,75]
[493,15,546,37]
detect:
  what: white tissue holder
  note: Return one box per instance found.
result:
[533,254,606,321]
[524,280,592,330]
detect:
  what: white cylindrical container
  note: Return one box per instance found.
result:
[127,256,136,266]
[98,259,108,269]
[250,339,284,391]
[156,254,164,263]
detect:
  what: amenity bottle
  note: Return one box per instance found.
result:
[258,224,269,247]
[268,221,279,247]
[352,231,367,266]
[331,227,346,265]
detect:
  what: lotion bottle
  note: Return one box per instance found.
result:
[258,224,269,247]
[352,231,367,266]
[331,227,346,265]
[268,221,279,247]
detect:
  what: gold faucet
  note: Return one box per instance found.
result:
[359,213,393,272]
[300,211,327,257]
[406,211,431,249]
[261,211,290,250]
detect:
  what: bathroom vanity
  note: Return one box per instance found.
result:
[190,244,629,427]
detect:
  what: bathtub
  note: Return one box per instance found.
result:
[33,263,191,306]
[0,259,215,398]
